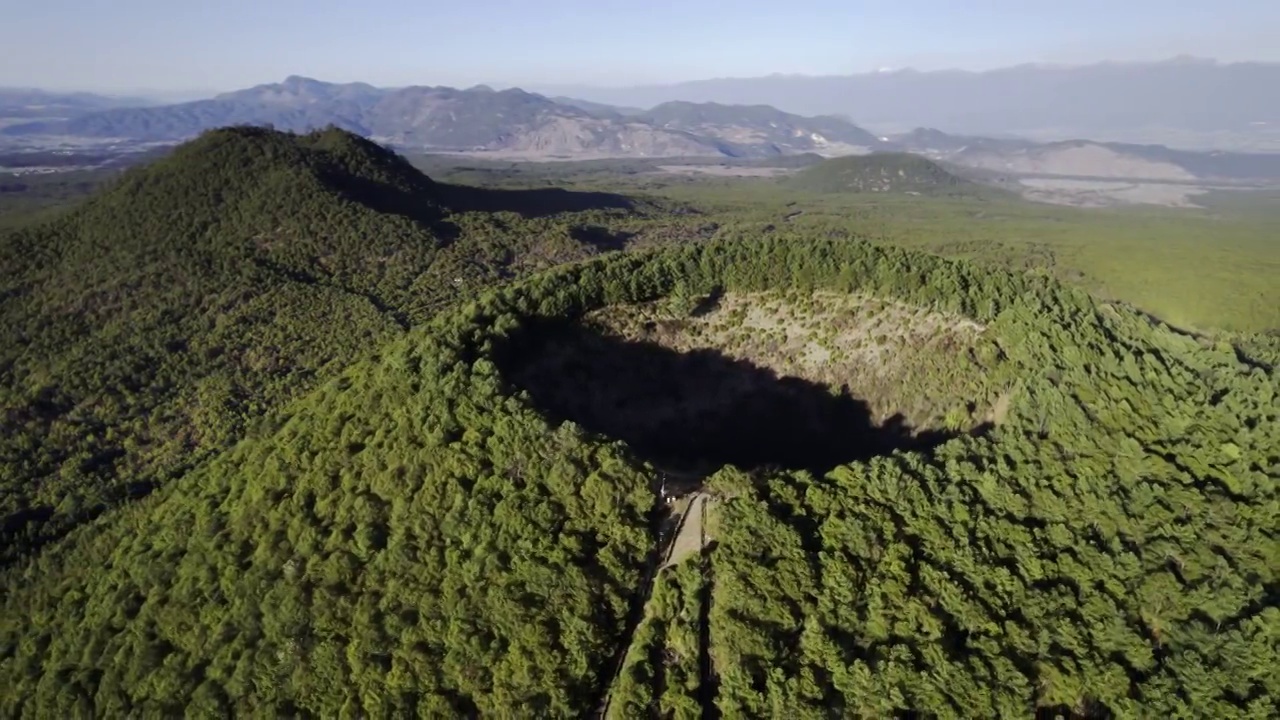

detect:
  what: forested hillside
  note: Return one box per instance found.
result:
[789,153,979,195]
[0,126,654,563]
[3,236,1275,717]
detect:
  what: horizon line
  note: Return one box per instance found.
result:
[5,54,1278,98]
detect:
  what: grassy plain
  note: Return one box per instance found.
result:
[656,182,1280,335]
[399,154,1280,334]
[0,169,107,229]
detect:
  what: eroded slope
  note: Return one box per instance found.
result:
[502,290,1008,474]
[591,290,1007,431]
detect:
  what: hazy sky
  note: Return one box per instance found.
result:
[2,0,1278,93]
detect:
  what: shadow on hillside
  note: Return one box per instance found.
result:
[436,183,634,218]
[323,171,461,239]
[497,321,963,474]
[324,173,635,242]
[570,225,637,251]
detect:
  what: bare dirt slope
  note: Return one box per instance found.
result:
[957,142,1195,181]
[587,290,1005,432]
[502,290,1011,475]
[1015,177,1209,207]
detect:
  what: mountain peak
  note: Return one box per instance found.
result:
[497,86,536,97]
[281,74,324,87]
[1166,54,1218,65]
[108,126,437,234]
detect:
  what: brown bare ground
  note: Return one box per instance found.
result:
[665,493,710,568]
[587,291,1004,432]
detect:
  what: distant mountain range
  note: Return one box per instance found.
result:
[5,72,1280,183]
[893,129,1280,182]
[1,77,883,159]
[550,96,645,117]
[540,58,1280,150]
[638,101,881,154]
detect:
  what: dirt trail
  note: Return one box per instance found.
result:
[664,493,709,568]
[596,491,710,719]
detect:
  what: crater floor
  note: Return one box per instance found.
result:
[500,291,1009,473]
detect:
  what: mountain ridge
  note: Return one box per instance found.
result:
[896,126,1280,182]
[539,58,1280,149]
[637,100,881,154]
[2,77,884,159]
[0,88,154,120]
[7,72,1280,181]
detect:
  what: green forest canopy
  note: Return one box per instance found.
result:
[787,152,977,195]
[3,235,1276,717]
[0,126,660,563]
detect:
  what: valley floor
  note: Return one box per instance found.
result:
[638,183,1280,335]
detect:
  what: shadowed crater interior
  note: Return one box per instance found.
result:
[497,319,969,474]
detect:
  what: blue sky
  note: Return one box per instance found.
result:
[2,0,1278,93]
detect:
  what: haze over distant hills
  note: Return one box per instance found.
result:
[639,101,881,155]
[892,129,1280,183]
[540,58,1280,151]
[1,77,884,159]
[0,88,154,122]
[6,57,1279,153]
[5,66,1280,189]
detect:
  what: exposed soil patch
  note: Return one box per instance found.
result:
[664,493,710,568]
[1016,177,1209,207]
[590,291,1004,432]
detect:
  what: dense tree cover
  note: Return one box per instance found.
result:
[1,342,656,716]
[608,561,710,719]
[689,262,1279,716]
[3,235,1275,716]
[0,126,651,563]
[787,153,983,196]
